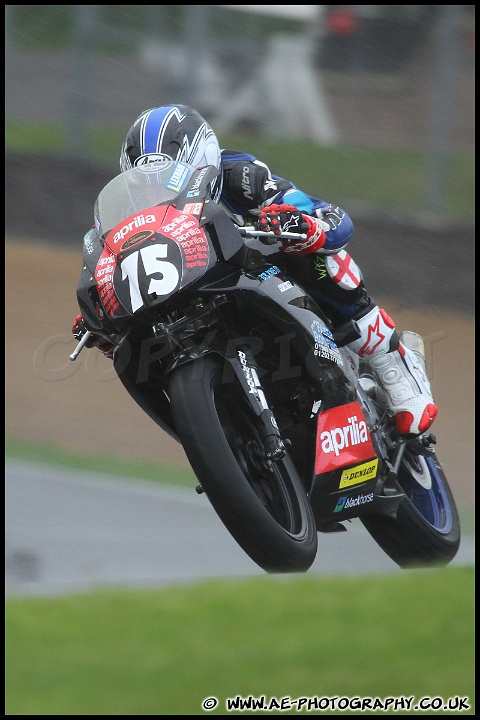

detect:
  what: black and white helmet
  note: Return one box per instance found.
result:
[120,104,223,202]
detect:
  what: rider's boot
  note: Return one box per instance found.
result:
[346,306,438,436]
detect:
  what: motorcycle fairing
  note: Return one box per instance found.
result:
[159,205,211,274]
[195,265,358,406]
[314,400,377,475]
[76,263,108,332]
[307,399,384,522]
[199,201,247,261]
[309,471,403,524]
[82,229,103,274]
[97,205,218,319]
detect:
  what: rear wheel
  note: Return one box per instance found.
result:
[361,446,461,567]
[169,356,318,573]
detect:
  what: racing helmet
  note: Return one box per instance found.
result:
[119,104,223,202]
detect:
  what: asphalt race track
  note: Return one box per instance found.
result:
[5,459,475,597]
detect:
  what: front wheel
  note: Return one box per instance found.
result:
[169,356,318,574]
[361,446,461,568]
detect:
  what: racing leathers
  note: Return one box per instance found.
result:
[218,150,437,436]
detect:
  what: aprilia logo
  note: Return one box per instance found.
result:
[315,401,375,475]
[113,214,156,243]
[319,415,368,457]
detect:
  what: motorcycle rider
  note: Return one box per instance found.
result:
[73,104,437,437]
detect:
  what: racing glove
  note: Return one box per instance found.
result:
[255,203,326,255]
[72,314,115,359]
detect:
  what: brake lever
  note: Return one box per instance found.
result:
[69,330,93,361]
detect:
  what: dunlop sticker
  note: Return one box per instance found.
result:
[339,458,378,488]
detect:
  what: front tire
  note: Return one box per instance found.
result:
[169,356,318,573]
[361,447,461,567]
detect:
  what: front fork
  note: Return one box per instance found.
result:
[230,346,286,462]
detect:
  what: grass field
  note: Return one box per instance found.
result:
[5,566,475,715]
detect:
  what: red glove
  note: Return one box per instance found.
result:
[255,203,326,255]
[72,315,114,359]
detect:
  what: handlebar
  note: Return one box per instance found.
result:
[237,227,307,241]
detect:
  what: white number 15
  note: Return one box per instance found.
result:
[120,244,179,312]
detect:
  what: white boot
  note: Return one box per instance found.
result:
[347,306,438,435]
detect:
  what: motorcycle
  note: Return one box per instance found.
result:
[70,159,461,574]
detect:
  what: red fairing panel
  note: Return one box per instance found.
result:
[104,206,169,255]
[159,206,210,271]
[315,401,376,475]
[94,248,120,318]
[97,206,213,318]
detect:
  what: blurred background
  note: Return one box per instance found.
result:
[5,4,475,224]
[5,6,475,714]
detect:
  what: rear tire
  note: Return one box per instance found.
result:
[169,356,318,573]
[361,448,461,567]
